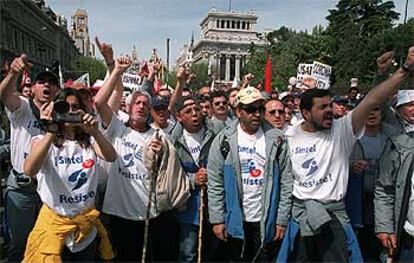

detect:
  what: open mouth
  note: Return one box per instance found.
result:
[43,89,50,96]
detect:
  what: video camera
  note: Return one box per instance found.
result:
[53,99,82,123]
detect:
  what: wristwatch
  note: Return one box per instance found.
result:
[39,119,59,133]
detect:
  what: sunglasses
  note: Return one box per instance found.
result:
[214,101,227,106]
[268,109,285,115]
[240,104,265,114]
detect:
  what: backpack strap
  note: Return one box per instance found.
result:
[220,136,230,159]
[29,99,41,121]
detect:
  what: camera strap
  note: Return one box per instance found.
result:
[29,99,41,122]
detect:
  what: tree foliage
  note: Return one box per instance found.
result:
[243,0,413,94]
[71,56,107,84]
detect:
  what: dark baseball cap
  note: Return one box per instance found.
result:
[151,96,169,109]
[34,71,59,86]
[332,95,348,104]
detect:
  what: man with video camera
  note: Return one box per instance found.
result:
[0,54,60,261]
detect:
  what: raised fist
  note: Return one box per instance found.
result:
[10,54,32,74]
[149,59,161,75]
[376,51,395,75]
[176,65,190,83]
[115,57,131,72]
[244,73,254,83]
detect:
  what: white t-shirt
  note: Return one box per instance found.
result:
[6,97,43,173]
[183,127,205,164]
[285,111,363,202]
[237,124,266,222]
[102,114,159,220]
[33,135,99,252]
[117,110,129,123]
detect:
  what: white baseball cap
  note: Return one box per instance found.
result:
[396,90,414,107]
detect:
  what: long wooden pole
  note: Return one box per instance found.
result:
[197,186,206,263]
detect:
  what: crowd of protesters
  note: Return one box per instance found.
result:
[0,38,414,263]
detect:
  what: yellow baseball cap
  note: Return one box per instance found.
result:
[234,86,264,106]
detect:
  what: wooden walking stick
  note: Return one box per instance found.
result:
[197,185,206,263]
[142,130,160,263]
[197,164,206,263]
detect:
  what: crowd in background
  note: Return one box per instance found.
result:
[0,39,414,263]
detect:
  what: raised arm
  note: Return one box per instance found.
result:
[95,37,115,73]
[23,102,54,176]
[240,73,254,89]
[352,46,414,135]
[140,59,161,97]
[23,133,54,176]
[94,57,131,127]
[0,54,32,112]
[95,37,124,112]
[169,66,189,113]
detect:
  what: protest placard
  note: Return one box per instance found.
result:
[311,61,332,89]
[122,73,142,90]
[296,63,313,85]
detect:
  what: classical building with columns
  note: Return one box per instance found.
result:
[0,0,80,77]
[191,8,268,84]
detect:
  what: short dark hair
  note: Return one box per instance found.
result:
[210,90,227,100]
[198,95,212,103]
[348,87,359,93]
[300,89,331,112]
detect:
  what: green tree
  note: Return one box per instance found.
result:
[326,0,400,92]
[72,56,107,84]
[189,62,210,90]
[243,27,332,91]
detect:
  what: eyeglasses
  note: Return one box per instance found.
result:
[213,101,227,106]
[240,104,265,114]
[268,109,285,115]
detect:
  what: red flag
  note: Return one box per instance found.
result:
[154,78,162,94]
[264,54,272,94]
[20,70,31,87]
[64,79,74,88]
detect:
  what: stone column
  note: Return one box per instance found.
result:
[215,54,221,80]
[225,54,231,81]
[208,53,214,76]
[235,55,241,81]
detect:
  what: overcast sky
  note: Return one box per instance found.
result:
[46,0,413,65]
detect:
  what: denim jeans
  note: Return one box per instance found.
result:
[178,222,225,262]
[179,223,198,262]
[5,171,41,262]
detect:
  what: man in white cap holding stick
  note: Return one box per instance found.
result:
[376,89,414,262]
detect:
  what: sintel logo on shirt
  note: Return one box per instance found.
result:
[68,159,95,190]
[59,158,96,204]
[119,143,147,180]
[302,157,318,176]
[240,145,265,186]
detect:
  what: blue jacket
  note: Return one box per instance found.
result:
[207,123,292,244]
[277,219,363,262]
[171,122,216,225]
